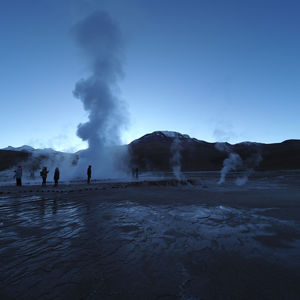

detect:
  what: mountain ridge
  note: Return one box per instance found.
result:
[128,131,300,171]
[1,131,300,172]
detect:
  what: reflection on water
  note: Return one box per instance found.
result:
[0,194,300,299]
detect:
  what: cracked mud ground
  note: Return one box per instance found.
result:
[1,177,300,299]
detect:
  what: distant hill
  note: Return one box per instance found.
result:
[3,145,35,152]
[128,131,300,171]
[0,146,78,175]
[1,133,300,173]
[0,150,31,171]
[128,131,225,171]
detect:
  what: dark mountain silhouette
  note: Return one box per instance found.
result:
[0,150,31,171]
[128,131,300,171]
[1,132,300,173]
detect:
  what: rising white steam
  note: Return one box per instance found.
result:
[235,153,262,185]
[71,11,128,178]
[218,152,243,184]
[170,135,184,180]
[216,142,262,185]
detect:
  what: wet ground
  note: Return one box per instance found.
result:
[0,172,300,299]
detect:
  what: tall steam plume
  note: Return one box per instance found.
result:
[170,135,184,180]
[71,11,128,178]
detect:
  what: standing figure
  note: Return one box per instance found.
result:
[40,166,49,186]
[15,166,23,186]
[131,166,139,180]
[54,167,60,186]
[87,165,92,184]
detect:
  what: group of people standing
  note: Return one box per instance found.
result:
[39,166,60,186]
[14,165,92,186]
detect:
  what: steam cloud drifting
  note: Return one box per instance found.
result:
[215,142,262,185]
[71,11,128,178]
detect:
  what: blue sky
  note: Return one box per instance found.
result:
[1,0,300,151]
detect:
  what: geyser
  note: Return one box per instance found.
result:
[71,11,128,178]
[170,135,184,180]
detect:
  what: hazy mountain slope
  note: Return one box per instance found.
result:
[128,131,227,171]
[129,131,300,171]
[1,133,300,174]
[0,150,31,171]
[0,146,78,179]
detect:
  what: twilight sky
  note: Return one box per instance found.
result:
[1,0,300,151]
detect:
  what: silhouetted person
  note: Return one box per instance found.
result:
[15,166,22,186]
[40,166,49,186]
[87,165,92,184]
[132,166,139,179]
[54,167,60,186]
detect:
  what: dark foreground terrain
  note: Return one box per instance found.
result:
[1,173,300,299]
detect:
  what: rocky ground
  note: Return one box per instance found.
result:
[0,172,300,299]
